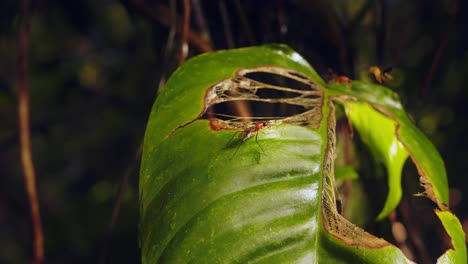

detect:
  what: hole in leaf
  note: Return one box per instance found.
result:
[201,66,324,130]
[204,101,309,121]
[243,71,314,92]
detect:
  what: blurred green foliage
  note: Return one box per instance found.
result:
[1,0,467,263]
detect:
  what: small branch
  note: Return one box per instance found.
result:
[219,0,235,49]
[178,0,191,65]
[234,0,256,44]
[157,0,177,92]
[399,199,431,263]
[131,0,213,53]
[17,0,44,263]
[191,0,212,43]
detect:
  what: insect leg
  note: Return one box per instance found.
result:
[226,131,240,147]
[230,140,244,160]
[255,131,265,154]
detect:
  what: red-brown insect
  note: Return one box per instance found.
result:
[325,68,352,84]
[368,66,393,83]
[333,75,352,84]
[228,121,269,159]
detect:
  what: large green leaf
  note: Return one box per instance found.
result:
[436,211,467,263]
[329,81,449,213]
[140,45,464,263]
[328,80,465,263]
[343,102,409,220]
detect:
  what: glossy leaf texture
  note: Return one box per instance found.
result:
[436,211,467,263]
[329,81,449,210]
[140,45,465,263]
[344,102,409,220]
[328,81,466,263]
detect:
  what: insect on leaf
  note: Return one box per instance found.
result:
[140,44,464,263]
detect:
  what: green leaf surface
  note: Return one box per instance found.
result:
[329,81,449,209]
[140,44,323,208]
[343,102,409,220]
[436,211,467,264]
[140,45,462,263]
[335,166,359,181]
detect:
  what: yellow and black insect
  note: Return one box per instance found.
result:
[368,66,393,83]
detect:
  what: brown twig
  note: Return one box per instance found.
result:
[178,0,191,65]
[219,0,235,49]
[17,0,44,263]
[157,0,177,92]
[398,198,431,263]
[234,0,256,45]
[131,0,213,53]
[191,0,212,43]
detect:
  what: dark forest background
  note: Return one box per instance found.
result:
[1,0,468,263]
